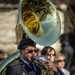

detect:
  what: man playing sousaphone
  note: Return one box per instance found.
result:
[5,38,65,75]
[0,0,63,74]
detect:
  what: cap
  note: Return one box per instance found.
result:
[18,38,36,50]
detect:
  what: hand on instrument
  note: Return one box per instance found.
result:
[47,60,58,73]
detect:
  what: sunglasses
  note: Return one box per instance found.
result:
[0,58,5,61]
[46,53,56,56]
[27,50,38,53]
[56,59,65,62]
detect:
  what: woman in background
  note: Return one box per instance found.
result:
[54,53,70,75]
[41,46,56,62]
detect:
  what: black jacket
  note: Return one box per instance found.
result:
[5,58,65,75]
[5,58,42,75]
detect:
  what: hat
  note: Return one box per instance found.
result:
[18,38,36,50]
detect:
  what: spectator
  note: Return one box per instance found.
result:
[59,33,74,70]
[41,46,56,62]
[54,53,70,75]
[70,65,75,75]
[0,49,8,62]
[37,48,41,56]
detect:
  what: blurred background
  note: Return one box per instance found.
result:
[0,0,75,58]
[0,0,19,55]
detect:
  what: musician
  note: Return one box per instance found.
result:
[5,38,64,75]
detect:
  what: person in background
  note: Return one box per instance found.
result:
[41,46,56,62]
[37,48,41,56]
[41,46,65,75]
[54,53,70,75]
[59,34,74,70]
[70,65,75,75]
[0,49,8,62]
[5,39,64,75]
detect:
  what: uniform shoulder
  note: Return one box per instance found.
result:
[8,58,20,67]
[1,58,20,75]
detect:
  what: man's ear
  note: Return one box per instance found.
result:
[19,50,23,54]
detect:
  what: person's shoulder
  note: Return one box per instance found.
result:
[61,68,70,75]
[8,58,20,67]
[4,58,22,75]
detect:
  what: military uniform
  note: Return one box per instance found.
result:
[5,58,65,75]
[5,58,42,75]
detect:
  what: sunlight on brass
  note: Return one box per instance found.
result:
[22,10,40,35]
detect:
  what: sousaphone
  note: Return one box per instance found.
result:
[0,0,61,74]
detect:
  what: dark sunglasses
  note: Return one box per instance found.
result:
[27,50,38,53]
[56,59,65,62]
[0,58,5,61]
[46,53,56,56]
